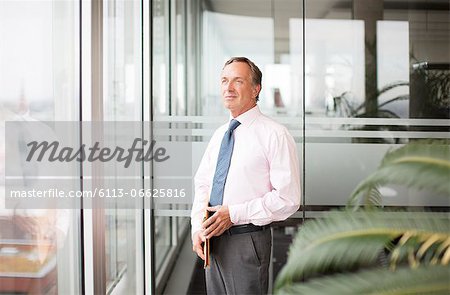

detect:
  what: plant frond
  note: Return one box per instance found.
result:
[348,185,383,210]
[376,109,402,118]
[363,186,382,209]
[348,140,450,208]
[433,238,450,264]
[377,81,409,96]
[275,265,450,295]
[274,211,450,290]
[389,231,449,270]
[442,245,450,265]
[417,234,444,259]
[381,140,450,166]
[378,94,410,109]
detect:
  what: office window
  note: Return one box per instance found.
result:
[0,0,81,294]
[102,0,144,293]
[152,1,194,292]
[152,0,172,277]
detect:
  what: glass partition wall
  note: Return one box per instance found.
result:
[200,0,449,211]
[191,0,449,292]
[102,0,144,293]
[302,0,449,211]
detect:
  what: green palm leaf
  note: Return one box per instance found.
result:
[348,140,450,208]
[274,211,450,291]
[360,185,383,209]
[378,94,410,109]
[377,81,409,97]
[276,265,450,295]
[276,141,450,294]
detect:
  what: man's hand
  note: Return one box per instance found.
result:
[202,205,233,239]
[192,230,206,260]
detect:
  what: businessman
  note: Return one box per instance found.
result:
[191,57,301,294]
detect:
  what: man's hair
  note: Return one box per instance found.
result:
[223,57,262,101]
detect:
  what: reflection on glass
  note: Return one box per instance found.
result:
[154,215,171,271]
[0,210,72,294]
[0,0,80,294]
[153,0,169,116]
[202,11,275,115]
[291,18,365,116]
[377,21,410,118]
[152,0,171,276]
[303,0,450,208]
[152,0,180,280]
[103,0,142,293]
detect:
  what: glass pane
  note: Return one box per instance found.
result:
[0,0,81,294]
[152,0,191,283]
[303,0,450,210]
[153,0,170,116]
[152,0,193,291]
[154,215,171,271]
[198,1,304,292]
[174,0,186,115]
[102,0,143,293]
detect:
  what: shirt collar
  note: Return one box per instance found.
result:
[229,105,261,127]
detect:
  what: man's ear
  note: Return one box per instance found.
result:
[253,84,261,98]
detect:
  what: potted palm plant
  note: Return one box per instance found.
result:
[275,140,450,294]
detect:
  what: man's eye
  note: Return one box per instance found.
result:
[236,80,243,84]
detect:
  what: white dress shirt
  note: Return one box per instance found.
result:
[191,106,301,236]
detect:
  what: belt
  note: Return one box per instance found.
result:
[225,224,271,236]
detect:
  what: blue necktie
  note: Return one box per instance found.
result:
[209,119,241,206]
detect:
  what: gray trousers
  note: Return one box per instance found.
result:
[205,229,272,295]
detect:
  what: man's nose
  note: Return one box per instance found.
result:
[224,82,234,91]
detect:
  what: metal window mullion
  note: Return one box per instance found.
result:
[91,0,107,294]
[145,0,155,293]
[169,0,177,115]
[141,0,150,292]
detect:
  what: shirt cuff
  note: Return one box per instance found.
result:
[191,217,203,238]
[228,203,248,225]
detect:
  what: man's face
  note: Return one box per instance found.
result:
[220,62,261,117]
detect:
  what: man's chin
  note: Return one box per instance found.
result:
[223,101,233,110]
